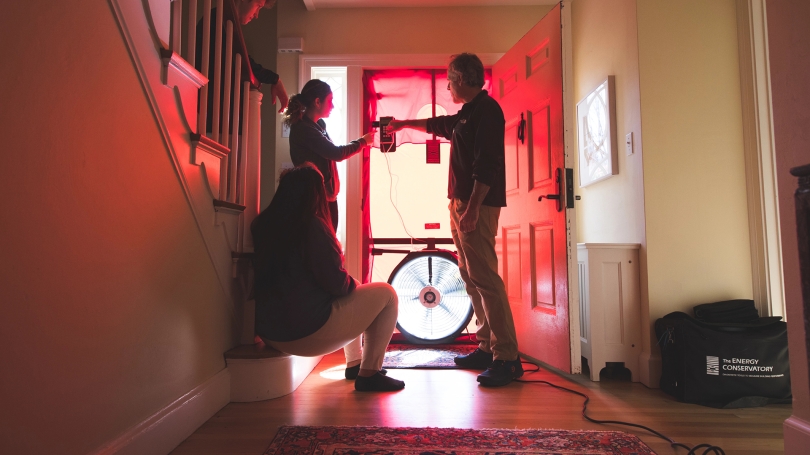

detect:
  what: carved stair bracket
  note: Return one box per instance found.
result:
[213,199,246,253]
[191,133,230,199]
[161,48,207,133]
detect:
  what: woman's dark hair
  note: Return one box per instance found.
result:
[251,163,331,272]
[282,79,332,126]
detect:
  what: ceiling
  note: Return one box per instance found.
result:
[300,0,559,10]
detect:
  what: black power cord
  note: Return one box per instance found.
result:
[516,362,726,455]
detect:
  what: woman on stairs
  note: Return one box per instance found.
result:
[251,164,404,392]
[283,79,375,379]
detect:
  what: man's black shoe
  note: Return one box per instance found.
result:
[454,348,494,370]
[477,358,524,387]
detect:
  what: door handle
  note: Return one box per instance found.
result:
[538,168,564,212]
[517,113,526,144]
[565,168,581,208]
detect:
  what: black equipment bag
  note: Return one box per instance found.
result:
[655,311,791,408]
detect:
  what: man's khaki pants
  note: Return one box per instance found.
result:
[449,198,519,361]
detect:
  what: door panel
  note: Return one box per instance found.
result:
[503,226,522,303]
[505,120,521,195]
[493,4,571,372]
[531,223,555,309]
[499,67,519,98]
[529,105,552,189]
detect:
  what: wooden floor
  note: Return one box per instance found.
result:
[171,352,791,455]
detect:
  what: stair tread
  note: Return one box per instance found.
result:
[225,342,290,360]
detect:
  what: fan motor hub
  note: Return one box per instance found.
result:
[419,286,442,309]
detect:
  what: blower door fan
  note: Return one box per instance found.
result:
[389,251,474,344]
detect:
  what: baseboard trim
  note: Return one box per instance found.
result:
[229,354,322,402]
[91,368,230,455]
[638,350,661,388]
[784,415,810,454]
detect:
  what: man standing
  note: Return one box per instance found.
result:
[387,53,522,387]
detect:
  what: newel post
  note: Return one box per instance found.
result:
[242,88,263,253]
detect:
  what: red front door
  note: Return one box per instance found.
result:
[493,4,572,373]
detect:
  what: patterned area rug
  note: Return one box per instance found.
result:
[382,343,476,369]
[264,426,657,455]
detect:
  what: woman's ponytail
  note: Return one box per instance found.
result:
[282,94,307,126]
[282,79,332,127]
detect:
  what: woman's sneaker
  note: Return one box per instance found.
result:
[476,358,524,387]
[453,348,494,369]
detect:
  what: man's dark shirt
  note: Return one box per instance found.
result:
[426,90,506,207]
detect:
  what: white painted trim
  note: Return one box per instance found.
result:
[561,0,581,375]
[639,350,662,389]
[577,243,641,249]
[345,65,364,280]
[162,50,208,87]
[784,416,810,454]
[228,355,323,402]
[91,369,230,455]
[736,0,786,319]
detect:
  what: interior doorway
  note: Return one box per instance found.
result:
[299,8,577,364]
[363,69,492,284]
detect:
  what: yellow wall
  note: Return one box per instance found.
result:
[573,0,754,386]
[0,1,234,453]
[637,0,752,352]
[267,1,554,193]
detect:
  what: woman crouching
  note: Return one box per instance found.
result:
[251,163,404,392]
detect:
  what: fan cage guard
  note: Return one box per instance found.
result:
[388,250,474,344]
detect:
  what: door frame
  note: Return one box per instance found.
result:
[735,0,786,320]
[300,12,580,371]
[299,53,504,281]
[560,0,581,374]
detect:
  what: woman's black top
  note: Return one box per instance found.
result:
[289,117,364,202]
[252,216,356,342]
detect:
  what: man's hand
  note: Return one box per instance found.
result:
[386,119,405,133]
[458,205,479,233]
[270,79,289,113]
[459,180,490,233]
[385,118,428,134]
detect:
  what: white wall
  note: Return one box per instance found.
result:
[0,1,235,453]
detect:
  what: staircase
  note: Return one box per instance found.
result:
[109,0,320,406]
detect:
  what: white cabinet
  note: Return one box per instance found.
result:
[577,243,642,382]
